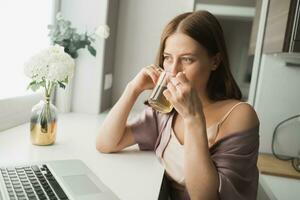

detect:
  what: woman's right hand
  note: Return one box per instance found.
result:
[129,64,162,94]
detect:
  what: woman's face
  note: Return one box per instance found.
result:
[163,32,218,93]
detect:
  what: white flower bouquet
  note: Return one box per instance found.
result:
[24,45,75,97]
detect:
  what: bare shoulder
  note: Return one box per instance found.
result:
[217,100,259,138]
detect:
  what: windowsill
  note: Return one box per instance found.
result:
[0,92,43,131]
[0,91,42,101]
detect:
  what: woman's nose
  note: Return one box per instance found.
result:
[169,61,181,75]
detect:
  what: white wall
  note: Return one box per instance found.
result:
[60,0,108,114]
[112,0,194,112]
[255,55,300,156]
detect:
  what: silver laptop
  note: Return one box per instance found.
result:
[0,159,119,200]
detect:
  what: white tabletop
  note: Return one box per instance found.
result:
[259,174,300,200]
[0,113,164,200]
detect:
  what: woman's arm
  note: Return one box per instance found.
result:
[183,115,219,200]
[163,72,219,199]
[96,65,161,153]
[183,104,259,200]
[96,83,139,153]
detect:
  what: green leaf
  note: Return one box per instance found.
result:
[27,80,36,90]
[26,80,48,92]
[39,80,46,87]
[30,83,41,92]
[74,40,86,49]
[88,45,96,57]
[69,51,78,59]
[57,81,66,89]
[64,77,69,84]
[89,37,96,42]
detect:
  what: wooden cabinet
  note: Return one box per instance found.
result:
[263,0,300,53]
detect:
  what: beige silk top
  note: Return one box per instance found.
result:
[161,102,248,186]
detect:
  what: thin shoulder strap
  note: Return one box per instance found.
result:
[218,102,249,125]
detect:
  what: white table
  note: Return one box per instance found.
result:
[0,113,164,200]
[258,174,300,200]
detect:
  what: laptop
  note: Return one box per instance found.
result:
[0,159,119,200]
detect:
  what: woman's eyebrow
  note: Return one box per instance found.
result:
[163,52,196,56]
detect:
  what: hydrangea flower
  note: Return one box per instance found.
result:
[24,45,75,97]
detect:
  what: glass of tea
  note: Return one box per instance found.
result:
[148,71,173,113]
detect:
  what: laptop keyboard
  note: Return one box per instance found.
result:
[0,164,69,200]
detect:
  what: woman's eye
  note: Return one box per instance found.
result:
[163,55,171,61]
[182,57,193,64]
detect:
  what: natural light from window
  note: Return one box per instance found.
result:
[0,0,54,99]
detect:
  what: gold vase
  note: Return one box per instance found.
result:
[30,96,57,145]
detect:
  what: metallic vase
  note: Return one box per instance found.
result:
[30,96,57,145]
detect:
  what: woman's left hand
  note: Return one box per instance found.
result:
[163,72,204,119]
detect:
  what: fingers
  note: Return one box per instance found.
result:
[176,72,188,84]
[163,81,183,114]
[164,71,190,104]
[144,65,162,83]
[164,77,181,106]
[167,79,177,97]
[163,89,171,102]
[169,76,180,87]
[169,71,188,90]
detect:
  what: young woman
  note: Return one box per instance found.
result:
[96,10,259,200]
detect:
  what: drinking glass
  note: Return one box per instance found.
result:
[148,71,173,113]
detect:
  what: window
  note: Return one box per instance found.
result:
[0,0,55,99]
[0,0,57,131]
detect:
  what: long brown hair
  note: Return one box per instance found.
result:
[156,10,242,101]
